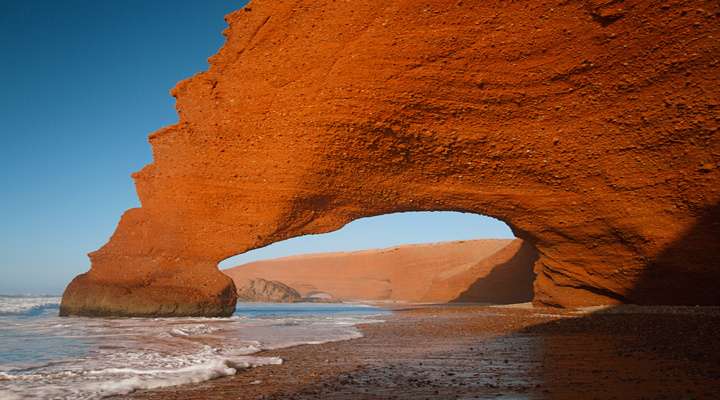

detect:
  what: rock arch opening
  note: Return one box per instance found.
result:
[60,0,720,317]
[219,211,537,305]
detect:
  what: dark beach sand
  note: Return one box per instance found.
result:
[127,304,720,400]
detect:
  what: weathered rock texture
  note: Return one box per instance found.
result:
[61,0,720,316]
[226,239,535,303]
[236,278,302,302]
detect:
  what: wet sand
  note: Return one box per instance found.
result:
[127,304,720,399]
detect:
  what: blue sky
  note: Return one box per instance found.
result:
[220,212,513,268]
[0,1,511,295]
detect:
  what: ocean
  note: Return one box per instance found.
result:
[0,295,388,399]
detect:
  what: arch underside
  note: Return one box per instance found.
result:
[61,0,720,316]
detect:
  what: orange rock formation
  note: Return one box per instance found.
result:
[236,278,303,302]
[61,0,720,316]
[226,239,536,303]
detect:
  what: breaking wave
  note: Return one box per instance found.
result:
[0,300,387,399]
[0,295,61,316]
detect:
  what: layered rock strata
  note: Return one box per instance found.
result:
[62,0,720,316]
[236,278,302,302]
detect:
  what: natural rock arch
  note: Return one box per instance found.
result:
[61,0,720,316]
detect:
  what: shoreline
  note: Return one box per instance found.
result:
[127,303,720,399]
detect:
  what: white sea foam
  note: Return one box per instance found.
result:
[86,357,282,398]
[0,300,388,399]
[169,324,220,337]
[0,295,60,316]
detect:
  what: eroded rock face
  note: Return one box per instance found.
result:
[236,278,302,303]
[61,0,720,316]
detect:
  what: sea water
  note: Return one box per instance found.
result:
[0,295,387,399]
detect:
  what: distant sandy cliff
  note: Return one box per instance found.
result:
[225,239,537,303]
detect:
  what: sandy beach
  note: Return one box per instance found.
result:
[126,304,720,399]
[4,1,719,400]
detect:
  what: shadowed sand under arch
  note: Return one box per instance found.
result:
[451,239,537,304]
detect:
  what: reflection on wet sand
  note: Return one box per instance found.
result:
[128,304,720,400]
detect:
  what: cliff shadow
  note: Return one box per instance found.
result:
[626,201,720,305]
[451,201,720,307]
[501,201,720,396]
[450,240,538,304]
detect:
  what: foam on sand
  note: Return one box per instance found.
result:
[90,357,282,398]
[0,300,388,399]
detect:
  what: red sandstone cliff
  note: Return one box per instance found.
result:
[225,239,536,303]
[61,0,720,317]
